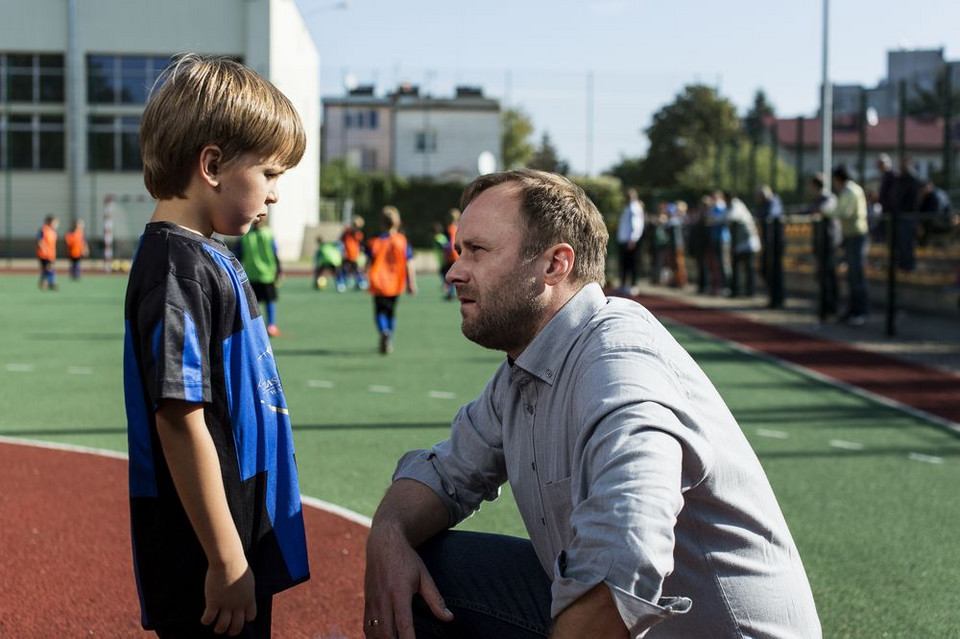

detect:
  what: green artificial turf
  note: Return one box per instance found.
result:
[1,272,958,636]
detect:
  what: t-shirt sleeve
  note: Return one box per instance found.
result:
[136,274,213,407]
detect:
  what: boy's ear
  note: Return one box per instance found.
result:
[199,145,224,188]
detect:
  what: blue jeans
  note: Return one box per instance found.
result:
[843,235,869,317]
[413,531,553,638]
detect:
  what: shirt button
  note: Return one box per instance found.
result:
[545,369,553,378]
[525,405,534,415]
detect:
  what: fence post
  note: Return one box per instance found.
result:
[858,88,867,182]
[795,117,805,199]
[944,66,953,191]
[886,80,907,337]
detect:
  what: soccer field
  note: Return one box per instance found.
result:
[1,272,958,636]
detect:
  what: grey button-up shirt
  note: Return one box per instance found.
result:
[395,283,821,638]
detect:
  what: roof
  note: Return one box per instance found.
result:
[774,116,952,151]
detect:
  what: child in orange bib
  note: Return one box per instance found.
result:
[366,206,417,354]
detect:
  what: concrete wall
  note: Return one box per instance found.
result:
[393,107,500,180]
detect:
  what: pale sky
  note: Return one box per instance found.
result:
[297,0,960,175]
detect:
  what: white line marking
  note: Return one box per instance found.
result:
[829,439,864,451]
[0,435,373,527]
[659,319,960,436]
[307,379,335,389]
[68,366,94,375]
[368,385,394,394]
[755,428,789,439]
[428,391,456,400]
[908,453,944,465]
[5,364,34,373]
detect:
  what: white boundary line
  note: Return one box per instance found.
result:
[0,435,372,528]
[662,319,960,436]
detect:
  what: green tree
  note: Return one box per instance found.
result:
[640,84,741,188]
[606,156,644,190]
[528,132,569,175]
[501,108,535,170]
[907,68,960,117]
[744,89,775,144]
[679,141,795,197]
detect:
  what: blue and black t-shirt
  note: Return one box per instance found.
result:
[123,222,309,628]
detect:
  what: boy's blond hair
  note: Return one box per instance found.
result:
[140,53,306,200]
[382,206,401,231]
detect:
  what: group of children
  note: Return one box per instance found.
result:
[122,54,452,636]
[35,215,89,290]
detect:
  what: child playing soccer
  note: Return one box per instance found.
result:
[123,54,309,638]
[366,205,417,354]
[64,218,90,280]
[235,217,283,336]
[36,214,59,290]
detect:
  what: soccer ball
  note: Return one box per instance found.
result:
[315,276,328,290]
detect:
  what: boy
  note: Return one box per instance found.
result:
[337,214,366,291]
[64,218,90,280]
[235,217,283,336]
[36,214,59,290]
[123,54,309,637]
[366,205,417,354]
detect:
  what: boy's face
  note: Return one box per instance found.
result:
[212,153,286,236]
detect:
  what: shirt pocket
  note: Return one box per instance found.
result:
[542,475,573,562]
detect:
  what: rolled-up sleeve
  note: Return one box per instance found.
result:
[552,349,712,635]
[393,369,509,527]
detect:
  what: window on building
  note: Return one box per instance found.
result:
[0,53,65,104]
[88,115,142,171]
[87,55,172,105]
[0,113,65,170]
[368,110,378,129]
[415,131,436,153]
[361,148,378,171]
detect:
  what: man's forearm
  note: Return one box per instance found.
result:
[371,478,449,548]
[551,583,629,639]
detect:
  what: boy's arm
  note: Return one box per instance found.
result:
[155,399,257,636]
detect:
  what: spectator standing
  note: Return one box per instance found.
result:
[825,166,870,325]
[666,201,688,288]
[875,153,897,243]
[756,185,785,308]
[704,192,730,295]
[616,188,644,292]
[807,174,840,319]
[895,157,921,271]
[725,193,760,298]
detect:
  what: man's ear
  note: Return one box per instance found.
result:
[543,243,575,286]
[198,145,223,188]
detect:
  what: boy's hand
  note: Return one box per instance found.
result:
[201,555,257,636]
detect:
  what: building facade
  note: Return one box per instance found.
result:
[0,0,320,260]
[322,84,501,182]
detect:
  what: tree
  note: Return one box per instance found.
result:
[528,132,569,175]
[907,68,960,117]
[744,89,775,143]
[640,84,741,188]
[606,156,644,190]
[501,108,535,170]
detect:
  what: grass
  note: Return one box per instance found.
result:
[1,272,958,636]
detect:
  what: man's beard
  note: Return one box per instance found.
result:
[460,265,546,354]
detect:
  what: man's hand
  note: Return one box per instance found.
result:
[201,556,257,635]
[363,524,453,639]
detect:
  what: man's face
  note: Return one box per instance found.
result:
[446,184,547,358]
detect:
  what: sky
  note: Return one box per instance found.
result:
[296,0,960,176]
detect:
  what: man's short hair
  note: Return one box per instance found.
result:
[460,169,608,285]
[140,53,306,200]
[832,165,851,183]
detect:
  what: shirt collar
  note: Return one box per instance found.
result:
[513,282,607,386]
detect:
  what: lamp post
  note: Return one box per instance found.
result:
[819,0,832,195]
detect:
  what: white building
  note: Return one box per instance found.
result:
[322,84,501,182]
[0,0,319,260]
